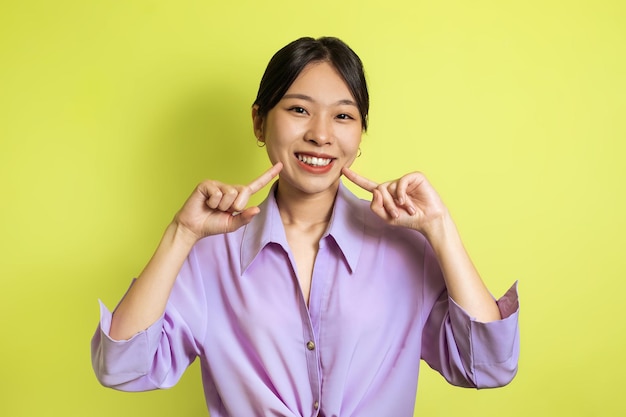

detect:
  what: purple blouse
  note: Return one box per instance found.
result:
[92,182,519,417]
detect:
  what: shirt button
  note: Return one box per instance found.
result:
[306,340,315,350]
[313,400,319,410]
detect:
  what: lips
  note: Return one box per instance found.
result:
[293,152,336,174]
[295,153,333,167]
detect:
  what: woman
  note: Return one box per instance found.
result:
[92,36,519,417]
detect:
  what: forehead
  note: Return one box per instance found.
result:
[284,61,355,102]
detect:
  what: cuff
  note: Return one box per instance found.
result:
[448,281,520,387]
[91,300,165,388]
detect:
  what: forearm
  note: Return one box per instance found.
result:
[109,222,198,340]
[424,213,501,323]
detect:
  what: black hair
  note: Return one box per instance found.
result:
[253,36,369,131]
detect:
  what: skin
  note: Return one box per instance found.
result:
[109,61,500,342]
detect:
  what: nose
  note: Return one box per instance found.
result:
[305,114,334,146]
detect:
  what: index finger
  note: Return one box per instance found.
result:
[341,166,378,193]
[246,162,283,194]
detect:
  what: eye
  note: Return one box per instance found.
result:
[336,113,354,120]
[289,106,307,115]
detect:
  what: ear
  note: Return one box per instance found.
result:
[251,105,265,142]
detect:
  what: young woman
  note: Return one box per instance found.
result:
[92,36,519,417]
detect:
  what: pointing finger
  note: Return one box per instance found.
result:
[247,162,283,194]
[232,162,283,212]
[341,166,378,193]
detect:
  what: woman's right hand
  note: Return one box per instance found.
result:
[173,162,283,242]
[109,163,282,341]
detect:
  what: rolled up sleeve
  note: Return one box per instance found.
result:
[448,281,520,388]
[91,249,207,392]
[91,301,166,390]
[423,281,520,389]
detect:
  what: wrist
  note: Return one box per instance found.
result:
[421,211,459,250]
[167,221,201,250]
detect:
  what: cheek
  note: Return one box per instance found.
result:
[341,128,362,153]
[263,126,296,164]
[265,117,302,145]
[264,141,282,165]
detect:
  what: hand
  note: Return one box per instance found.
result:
[342,166,449,236]
[343,167,504,322]
[174,163,283,241]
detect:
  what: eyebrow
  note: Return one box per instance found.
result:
[281,93,358,107]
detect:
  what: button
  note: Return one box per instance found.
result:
[313,400,319,410]
[306,340,315,350]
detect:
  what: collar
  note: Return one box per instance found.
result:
[240,181,364,275]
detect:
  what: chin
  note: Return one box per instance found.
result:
[299,177,341,195]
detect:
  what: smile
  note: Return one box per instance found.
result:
[296,153,333,167]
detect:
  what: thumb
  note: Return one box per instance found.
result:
[228,206,261,231]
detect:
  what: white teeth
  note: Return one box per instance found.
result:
[297,154,332,167]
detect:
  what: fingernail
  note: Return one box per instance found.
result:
[408,206,416,215]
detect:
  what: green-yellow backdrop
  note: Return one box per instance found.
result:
[1,1,624,416]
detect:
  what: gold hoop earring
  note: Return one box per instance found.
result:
[256,139,266,148]
[357,148,362,158]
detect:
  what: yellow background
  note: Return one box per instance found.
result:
[1,1,624,416]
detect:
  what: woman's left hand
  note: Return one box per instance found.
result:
[343,166,503,322]
[342,167,449,237]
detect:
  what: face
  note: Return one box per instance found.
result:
[253,61,363,198]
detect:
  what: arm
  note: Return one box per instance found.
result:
[342,167,519,387]
[342,167,499,322]
[109,163,283,341]
[420,211,501,322]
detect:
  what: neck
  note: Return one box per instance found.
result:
[275,180,339,228]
